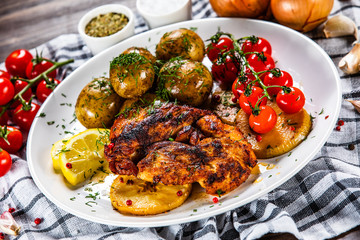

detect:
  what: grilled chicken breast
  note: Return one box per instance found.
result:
[104,102,257,195]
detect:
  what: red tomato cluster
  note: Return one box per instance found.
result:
[0,49,61,177]
[206,35,306,134]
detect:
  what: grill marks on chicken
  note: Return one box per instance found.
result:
[104,102,257,195]
[105,103,211,175]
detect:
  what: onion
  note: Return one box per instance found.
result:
[209,0,271,19]
[270,0,334,32]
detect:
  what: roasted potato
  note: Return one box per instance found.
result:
[156,28,205,62]
[122,47,156,64]
[110,52,155,99]
[75,77,122,128]
[158,58,213,106]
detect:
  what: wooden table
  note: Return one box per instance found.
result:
[0,0,359,239]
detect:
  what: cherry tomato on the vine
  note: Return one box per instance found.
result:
[246,52,275,73]
[276,86,305,114]
[211,55,239,85]
[0,70,11,79]
[0,77,15,106]
[0,149,12,177]
[242,36,272,56]
[12,102,40,131]
[0,126,23,154]
[232,69,257,99]
[249,105,277,134]
[36,79,60,103]
[26,59,57,80]
[239,86,267,115]
[206,37,234,62]
[11,80,33,108]
[263,70,293,96]
[5,49,33,78]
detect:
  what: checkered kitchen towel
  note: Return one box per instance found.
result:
[1,0,360,239]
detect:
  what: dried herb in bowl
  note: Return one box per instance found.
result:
[85,12,129,37]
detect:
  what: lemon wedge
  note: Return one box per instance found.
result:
[59,128,110,186]
[50,138,69,172]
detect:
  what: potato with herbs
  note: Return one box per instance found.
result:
[158,58,213,106]
[75,77,123,128]
[156,28,205,62]
[110,52,155,99]
[122,47,156,64]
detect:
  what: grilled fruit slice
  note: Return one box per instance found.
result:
[235,101,312,159]
[110,175,192,215]
[59,128,109,186]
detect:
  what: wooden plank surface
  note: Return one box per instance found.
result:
[0,0,359,239]
[0,0,135,61]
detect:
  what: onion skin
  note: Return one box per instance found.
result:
[209,0,271,19]
[271,0,334,32]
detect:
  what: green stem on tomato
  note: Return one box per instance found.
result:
[0,58,74,117]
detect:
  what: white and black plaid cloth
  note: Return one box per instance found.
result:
[1,1,360,239]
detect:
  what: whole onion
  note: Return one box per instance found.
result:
[270,0,334,32]
[209,0,271,19]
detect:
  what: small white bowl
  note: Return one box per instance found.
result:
[78,4,135,55]
[136,0,192,29]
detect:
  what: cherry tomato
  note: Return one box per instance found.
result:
[36,79,60,103]
[5,49,33,78]
[239,86,267,115]
[0,126,23,154]
[242,36,272,56]
[206,37,234,62]
[11,80,33,108]
[211,55,239,85]
[0,77,15,105]
[0,70,11,79]
[263,70,293,96]
[246,53,275,73]
[276,87,305,114]
[232,69,257,99]
[26,59,57,80]
[12,102,40,131]
[249,105,277,134]
[0,149,12,177]
[0,108,9,126]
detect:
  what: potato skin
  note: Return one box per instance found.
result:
[122,47,156,64]
[156,28,205,62]
[75,77,122,128]
[110,52,155,99]
[159,59,213,106]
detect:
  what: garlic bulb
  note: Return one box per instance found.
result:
[0,211,21,236]
[323,15,358,42]
[347,99,360,114]
[339,43,360,74]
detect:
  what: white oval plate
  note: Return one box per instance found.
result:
[27,18,341,227]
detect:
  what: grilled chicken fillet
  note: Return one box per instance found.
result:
[104,102,257,195]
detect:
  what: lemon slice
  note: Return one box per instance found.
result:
[50,138,69,172]
[110,175,192,215]
[236,101,312,159]
[59,128,110,186]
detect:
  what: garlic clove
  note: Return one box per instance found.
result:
[347,99,360,114]
[0,211,21,236]
[338,43,360,74]
[323,15,358,42]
